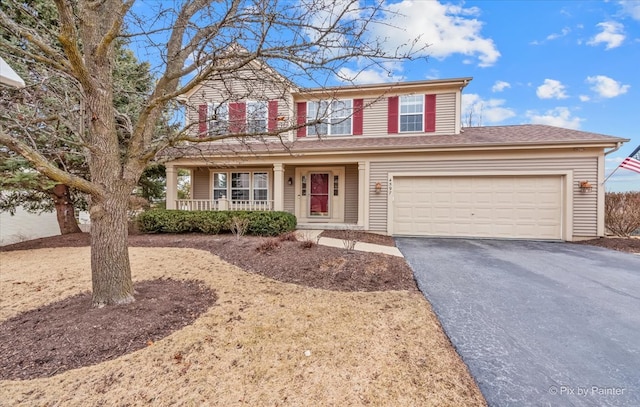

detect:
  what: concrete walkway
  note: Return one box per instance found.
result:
[296,230,403,257]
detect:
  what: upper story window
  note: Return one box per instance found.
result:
[246,101,267,133]
[399,95,423,132]
[208,102,229,135]
[307,99,352,136]
[204,100,273,136]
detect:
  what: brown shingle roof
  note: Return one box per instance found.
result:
[164,125,628,158]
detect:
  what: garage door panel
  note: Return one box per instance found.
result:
[392,176,562,239]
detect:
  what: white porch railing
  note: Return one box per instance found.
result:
[175,199,274,211]
[229,200,274,211]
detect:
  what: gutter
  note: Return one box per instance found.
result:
[604,141,623,156]
[162,139,629,160]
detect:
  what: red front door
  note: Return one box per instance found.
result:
[309,173,329,216]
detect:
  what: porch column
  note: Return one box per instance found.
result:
[358,161,368,228]
[273,163,284,211]
[166,165,178,210]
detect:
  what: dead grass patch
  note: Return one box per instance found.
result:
[0,247,485,406]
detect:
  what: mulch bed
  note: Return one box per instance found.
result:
[0,279,216,381]
[1,232,417,292]
[319,229,396,247]
[574,237,640,254]
[1,232,417,380]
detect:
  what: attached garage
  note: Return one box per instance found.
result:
[390,174,566,240]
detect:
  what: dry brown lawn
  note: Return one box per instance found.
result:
[0,247,486,406]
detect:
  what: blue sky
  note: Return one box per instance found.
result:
[344,0,639,191]
[128,0,638,191]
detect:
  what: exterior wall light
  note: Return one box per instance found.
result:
[288,177,293,186]
[374,182,383,194]
[579,181,593,193]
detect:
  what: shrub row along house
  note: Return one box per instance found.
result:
[163,58,628,241]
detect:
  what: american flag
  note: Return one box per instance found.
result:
[619,144,640,174]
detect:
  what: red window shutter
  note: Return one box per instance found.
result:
[229,102,246,133]
[296,101,307,138]
[353,99,364,135]
[268,100,279,132]
[198,104,208,137]
[425,94,436,132]
[387,96,398,134]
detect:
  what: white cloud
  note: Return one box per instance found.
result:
[579,95,591,102]
[491,80,511,92]
[425,69,440,80]
[586,75,630,98]
[546,27,571,41]
[369,1,500,67]
[587,21,625,49]
[536,79,568,99]
[336,66,405,84]
[526,107,583,129]
[619,0,640,21]
[462,93,516,125]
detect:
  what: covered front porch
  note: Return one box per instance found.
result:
[165,162,370,229]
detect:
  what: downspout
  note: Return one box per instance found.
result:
[605,141,623,156]
[603,141,624,184]
[599,141,623,237]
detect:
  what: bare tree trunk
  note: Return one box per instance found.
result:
[50,184,82,234]
[79,0,136,307]
[90,183,134,307]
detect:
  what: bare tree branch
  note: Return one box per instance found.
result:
[96,0,134,60]
[0,9,72,74]
[53,0,93,90]
[0,128,102,196]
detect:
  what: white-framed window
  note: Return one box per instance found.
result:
[213,172,228,199]
[399,95,423,132]
[307,99,352,136]
[213,171,269,201]
[253,172,269,201]
[231,172,250,200]
[208,102,229,135]
[246,101,267,133]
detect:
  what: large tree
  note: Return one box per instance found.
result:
[0,0,163,233]
[0,0,420,307]
[1,30,158,234]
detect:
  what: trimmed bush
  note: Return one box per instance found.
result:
[605,191,640,237]
[137,209,296,236]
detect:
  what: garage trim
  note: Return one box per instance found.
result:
[387,170,573,240]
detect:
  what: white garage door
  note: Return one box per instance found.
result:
[392,175,563,239]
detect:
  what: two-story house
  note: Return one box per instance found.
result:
[164,59,627,241]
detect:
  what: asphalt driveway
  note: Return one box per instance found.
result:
[396,238,640,407]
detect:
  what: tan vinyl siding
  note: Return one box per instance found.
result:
[362,97,388,137]
[361,92,457,137]
[572,160,598,236]
[284,166,296,214]
[344,164,359,223]
[192,169,210,200]
[369,157,598,237]
[434,93,456,135]
[186,71,292,142]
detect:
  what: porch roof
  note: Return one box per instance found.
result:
[162,124,628,159]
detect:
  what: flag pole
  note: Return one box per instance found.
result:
[604,143,640,184]
[603,166,621,184]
